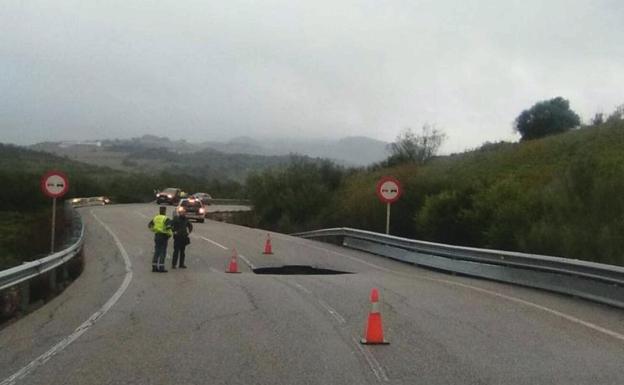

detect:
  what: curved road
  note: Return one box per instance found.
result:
[1,204,623,384]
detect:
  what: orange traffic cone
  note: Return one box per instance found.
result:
[226,248,241,273]
[360,288,389,345]
[262,234,273,255]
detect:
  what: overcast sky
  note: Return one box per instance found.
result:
[1,0,623,153]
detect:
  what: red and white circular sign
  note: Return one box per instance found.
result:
[41,170,69,198]
[376,176,402,204]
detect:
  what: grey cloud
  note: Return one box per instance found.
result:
[1,0,623,154]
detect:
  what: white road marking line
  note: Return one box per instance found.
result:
[290,281,346,324]
[293,282,312,294]
[238,254,256,270]
[429,278,624,343]
[197,236,228,250]
[209,267,221,273]
[352,337,389,382]
[0,211,134,385]
[194,235,255,270]
[135,211,149,219]
[297,240,624,344]
[318,299,346,324]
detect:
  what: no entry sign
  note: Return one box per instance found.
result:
[376,176,402,235]
[41,170,69,198]
[376,176,402,204]
[41,170,69,253]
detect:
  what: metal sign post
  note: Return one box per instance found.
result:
[41,171,70,253]
[376,176,403,235]
[386,202,391,235]
[51,197,57,252]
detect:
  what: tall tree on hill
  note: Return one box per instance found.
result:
[386,125,446,166]
[514,97,581,140]
[606,104,624,123]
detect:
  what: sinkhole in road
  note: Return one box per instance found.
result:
[252,265,353,275]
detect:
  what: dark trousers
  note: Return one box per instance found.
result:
[172,236,188,267]
[152,234,169,269]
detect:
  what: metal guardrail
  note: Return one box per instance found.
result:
[294,228,624,309]
[207,198,252,206]
[0,204,85,292]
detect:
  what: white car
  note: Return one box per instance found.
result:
[175,198,206,223]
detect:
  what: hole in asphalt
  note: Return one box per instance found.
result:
[252,265,352,275]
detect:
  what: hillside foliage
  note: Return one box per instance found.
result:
[0,144,244,268]
[514,97,581,140]
[248,120,624,266]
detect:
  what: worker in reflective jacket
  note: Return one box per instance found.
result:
[148,206,173,272]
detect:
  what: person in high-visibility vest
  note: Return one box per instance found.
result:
[148,206,173,272]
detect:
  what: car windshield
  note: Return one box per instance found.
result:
[162,188,177,194]
[181,200,201,208]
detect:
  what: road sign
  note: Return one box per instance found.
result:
[376,176,402,235]
[41,171,69,198]
[376,176,402,204]
[41,170,69,253]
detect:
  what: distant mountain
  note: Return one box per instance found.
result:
[29,134,390,181]
[322,136,390,166]
[199,136,389,166]
[200,137,270,156]
[29,138,321,182]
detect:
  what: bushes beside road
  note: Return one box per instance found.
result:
[0,144,244,269]
[248,121,624,266]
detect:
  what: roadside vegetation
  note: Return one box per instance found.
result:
[247,103,624,266]
[4,99,624,269]
[0,144,244,269]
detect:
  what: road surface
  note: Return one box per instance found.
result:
[1,204,623,384]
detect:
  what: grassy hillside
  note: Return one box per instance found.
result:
[0,144,245,269]
[249,120,624,266]
[128,147,305,182]
[31,139,323,182]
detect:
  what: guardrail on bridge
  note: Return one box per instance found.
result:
[293,228,624,309]
[0,203,85,320]
[207,198,252,206]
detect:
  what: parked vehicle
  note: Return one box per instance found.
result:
[175,198,206,222]
[192,192,212,205]
[70,196,111,205]
[156,188,182,205]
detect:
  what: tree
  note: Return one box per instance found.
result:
[590,112,604,126]
[386,125,446,166]
[514,97,580,140]
[606,104,624,123]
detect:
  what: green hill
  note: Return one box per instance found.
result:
[333,120,624,265]
[0,144,245,269]
[31,138,324,182]
[249,120,624,266]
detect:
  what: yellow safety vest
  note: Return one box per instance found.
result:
[151,215,172,236]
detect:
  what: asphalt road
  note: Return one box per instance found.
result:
[1,203,623,384]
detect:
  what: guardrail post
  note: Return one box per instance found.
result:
[19,281,30,311]
[48,268,57,292]
[61,264,69,282]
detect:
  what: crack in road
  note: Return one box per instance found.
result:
[194,308,260,331]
